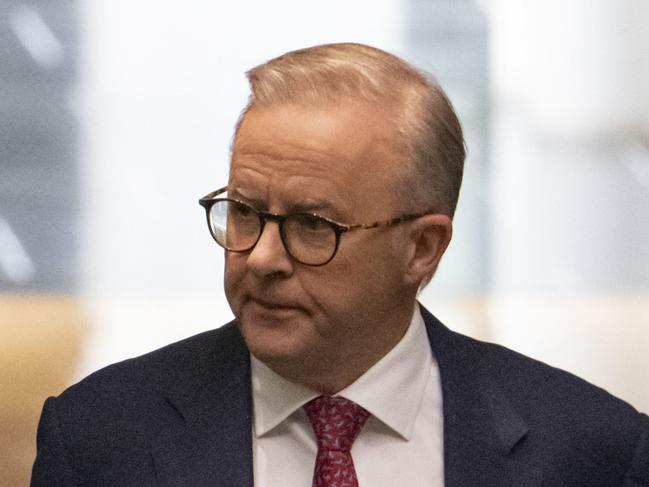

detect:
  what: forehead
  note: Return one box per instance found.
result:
[229,102,403,213]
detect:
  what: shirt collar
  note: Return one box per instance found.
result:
[251,354,319,436]
[251,304,433,441]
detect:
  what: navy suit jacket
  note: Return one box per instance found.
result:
[32,306,649,486]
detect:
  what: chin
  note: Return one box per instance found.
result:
[236,308,312,365]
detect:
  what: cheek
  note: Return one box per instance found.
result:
[335,240,403,298]
[223,255,245,304]
[298,251,383,313]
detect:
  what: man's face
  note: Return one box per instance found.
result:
[224,101,414,387]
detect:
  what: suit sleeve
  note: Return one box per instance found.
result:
[31,397,76,487]
[623,413,649,486]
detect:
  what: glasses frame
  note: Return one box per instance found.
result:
[199,186,430,266]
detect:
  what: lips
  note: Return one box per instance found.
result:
[246,295,306,315]
[249,296,300,310]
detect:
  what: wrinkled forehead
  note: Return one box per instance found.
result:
[229,101,407,214]
[231,99,405,165]
[233,93,406,147]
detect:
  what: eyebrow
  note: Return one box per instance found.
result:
[229,187,266,209]
[229,187,347,222]
[287,200,341,218]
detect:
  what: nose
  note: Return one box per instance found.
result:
[246,220,294,278]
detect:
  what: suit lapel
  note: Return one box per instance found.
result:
[150,323,254,487]
[421,306,543,487]
[148,308,543,486]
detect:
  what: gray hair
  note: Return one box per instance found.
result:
[236,43,466,217]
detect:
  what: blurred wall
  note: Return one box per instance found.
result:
[487,0,649,409]
[1,1,648,485]
[1,1,81,484]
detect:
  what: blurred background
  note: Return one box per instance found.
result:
[1,0,648,484]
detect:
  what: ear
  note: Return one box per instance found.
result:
[402,214,453,287]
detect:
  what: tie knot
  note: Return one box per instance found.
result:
[304,396,370,452]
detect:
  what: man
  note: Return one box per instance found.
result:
[32,43,648,486]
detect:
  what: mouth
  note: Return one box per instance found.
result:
[246,296,305,315]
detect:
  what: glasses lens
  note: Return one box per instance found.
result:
[209,200,261,251]
[284,214,337,265]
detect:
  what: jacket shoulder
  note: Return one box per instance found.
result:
[459,329,641,418]
[61,321,243,396]
[426,310,648,481]
[33,322,250,484]
[49,321,247,441]
[421,306,642,418]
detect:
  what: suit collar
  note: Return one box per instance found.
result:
[149,309,541,487]
[150,323,254,487]
[420,305,542,486]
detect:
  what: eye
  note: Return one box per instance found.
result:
[291,214,332,234]
[228,201,257,219]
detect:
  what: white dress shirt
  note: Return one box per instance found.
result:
[251,306,444,486]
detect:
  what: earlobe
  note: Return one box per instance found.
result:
[404,215,452,287]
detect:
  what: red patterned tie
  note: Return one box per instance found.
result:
[304,395,370,487]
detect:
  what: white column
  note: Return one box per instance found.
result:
[487,0,649,410]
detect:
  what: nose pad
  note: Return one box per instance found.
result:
[246,220,293,276]
[256,220,280,249]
